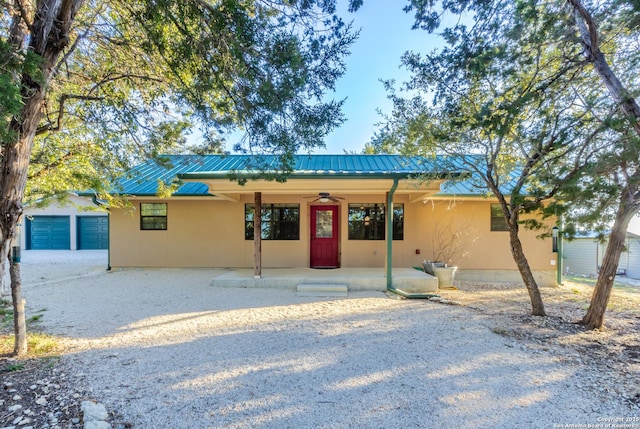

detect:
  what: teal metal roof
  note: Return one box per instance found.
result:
[111,154,470,196]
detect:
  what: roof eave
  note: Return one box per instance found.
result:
[178,171,468,180]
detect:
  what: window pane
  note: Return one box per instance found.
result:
[491,204,509,231]
[245,204,299,240]
[140,203,167,230]
[316,210,333,238]
[348,204,403,240]
[393,205,404,240]
[141,203,167,216]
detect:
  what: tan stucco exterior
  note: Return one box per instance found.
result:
[109,180,558,284]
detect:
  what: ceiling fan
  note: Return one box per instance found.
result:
[303,192,344,203]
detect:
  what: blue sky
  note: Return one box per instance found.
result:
[318,2,437,154]
[215,2,440,155]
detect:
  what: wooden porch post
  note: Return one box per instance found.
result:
[254,192,262,278]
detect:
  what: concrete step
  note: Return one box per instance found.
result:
[297,283,348,297]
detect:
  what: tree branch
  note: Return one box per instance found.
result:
[36,93,104,135]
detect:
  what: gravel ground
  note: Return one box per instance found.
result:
[4,251,640,428]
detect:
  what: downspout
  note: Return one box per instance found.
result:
[91,195,111,271]
[385,178,398,291]
[385,178,438,299]
[557,216,563,285]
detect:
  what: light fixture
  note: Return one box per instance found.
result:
[364,215,370,226]
[552,226,558,253]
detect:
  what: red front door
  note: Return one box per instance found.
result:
[310,205,339,268]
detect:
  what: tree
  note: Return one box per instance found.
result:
[563,0,640,329]
[373,0,640,328]
[1,0,358,355]
[369,0,611,316]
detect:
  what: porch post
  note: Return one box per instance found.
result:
[254,192,262,278]
[386,178,399,289]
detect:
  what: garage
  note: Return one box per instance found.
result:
[77,216,109,250]
[26,216,71,250]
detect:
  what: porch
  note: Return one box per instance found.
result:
[210,267,439,294]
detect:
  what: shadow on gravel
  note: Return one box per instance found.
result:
[15,256,624,429]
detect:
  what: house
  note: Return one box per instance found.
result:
[20,194,108,251]
[563,231,640,279]
[95,154,558,289]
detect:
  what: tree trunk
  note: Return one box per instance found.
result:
[1,0,85,355]
[569,0,640,329]
[509,225,547,316]
[580,193,637,329]
[0,259,6,297]
[10,255,26,356]
[569,0,640,136]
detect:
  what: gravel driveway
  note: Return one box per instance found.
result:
[16,251,637,428]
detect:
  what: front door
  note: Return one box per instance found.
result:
[310,205,339,268]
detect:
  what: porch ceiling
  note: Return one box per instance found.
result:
[179,177,445,202]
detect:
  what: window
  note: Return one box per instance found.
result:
[245,204,300,240]
[140,203,167,230]
[491,204,509,231]
[348,203,403,240]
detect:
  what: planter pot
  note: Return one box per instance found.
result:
[422,260,446,276]
[433,266,457,288]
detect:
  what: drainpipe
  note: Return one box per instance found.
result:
[386,178,439,299]
[557,216,563,285]
[385,178,398,291]
[91,195,111,271]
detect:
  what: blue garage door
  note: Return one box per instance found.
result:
[77,216,109,250]
[26,216,70,250]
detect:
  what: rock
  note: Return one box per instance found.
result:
[35,397,47,405]
[84,421,111,429]
[81,401,109,421]
[12,395,21,401]
[8,404,22,412]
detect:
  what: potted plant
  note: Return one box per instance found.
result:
[423,216,471,287]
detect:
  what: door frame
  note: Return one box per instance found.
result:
[309,204,340,268]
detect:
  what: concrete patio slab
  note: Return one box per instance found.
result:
[210,267,439,293]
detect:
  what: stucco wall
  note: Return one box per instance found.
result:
[404,197,556,272]
[109,194,557,283]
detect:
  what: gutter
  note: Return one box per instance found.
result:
[90,195,111,271]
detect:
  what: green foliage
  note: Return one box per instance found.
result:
[1,0,359,205]
[0,300,13,329]
[0,39,43,143]
[372,1,640,236]
[391,0,640,236]
[3,362,25,372]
